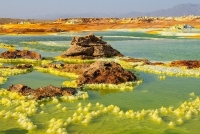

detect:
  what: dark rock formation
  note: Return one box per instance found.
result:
[169,60,200,69]
[0,50,41,60]
[61,33,123,59]
[76,61,136,86]
[8,84,77,100]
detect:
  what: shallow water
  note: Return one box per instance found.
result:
[1,71,68,89]
[0,31,200,134]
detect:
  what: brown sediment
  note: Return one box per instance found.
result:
[8,84,77,100]
[121,58,149,63]
[0,64,32,70]
[44,63,90,74]
[0,49,41,60]
[122,58,200,69]
[60,55,95,60]
[11,64,33,69]
[143,61,165,66]
[121,58,165,66]
[168,60,200,69]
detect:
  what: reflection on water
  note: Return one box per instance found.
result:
[0,31,200,133]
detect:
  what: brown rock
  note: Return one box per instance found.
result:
[61,33,123,59]
[61,87,77,96]
[0,50,41,60]
[63,45,94,56]
[76,61,136,86]
[8,84,77,100]
[92,44,121,57]
[71,33,106,46]
[169,60,200,69]
[34,85,77,100]
[8,84,34,96]
[62,64,90,74]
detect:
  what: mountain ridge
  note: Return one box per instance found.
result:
[46,3,200,19]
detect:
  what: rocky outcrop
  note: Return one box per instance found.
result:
[169,60,200,69]
[34,85,77,99]
[0,50,41,60]
[76,61,136,86]
[8,84,77,100]
[8,84,34,96]
[61,33,123,59]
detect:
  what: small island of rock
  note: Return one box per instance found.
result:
[61,33,123,59]
[76,61,136,86]
[0,49,41,60]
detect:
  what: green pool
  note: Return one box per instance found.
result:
[0,31,200,134]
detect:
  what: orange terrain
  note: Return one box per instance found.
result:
[0,17,200,34]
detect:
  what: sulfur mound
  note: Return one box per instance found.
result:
[0,49,41,60]
[61,33,123,59]
[8,84,77,100]
[76,61,136,86]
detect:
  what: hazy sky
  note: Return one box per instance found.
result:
[0,0,199,18]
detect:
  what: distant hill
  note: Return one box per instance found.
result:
[42,3,200,19]
[123,3,200,17]
[147,3,200,17]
